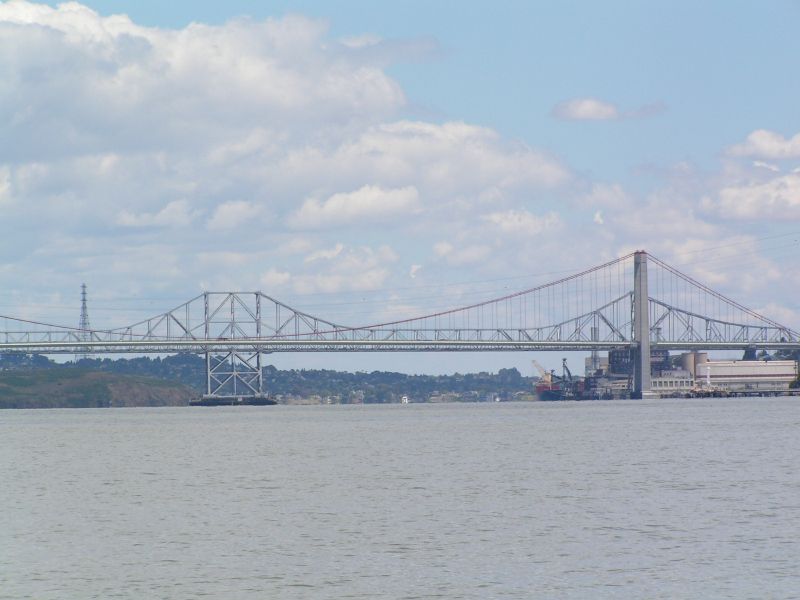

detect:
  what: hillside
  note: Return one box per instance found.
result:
[0,369,195,409]
[0,353,541,405]
[67,355,537,403]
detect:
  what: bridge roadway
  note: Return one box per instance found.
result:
[2,339,800,354]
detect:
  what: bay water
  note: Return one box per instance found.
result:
[2,398,799,599]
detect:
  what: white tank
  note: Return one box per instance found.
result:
[681,352,708,377]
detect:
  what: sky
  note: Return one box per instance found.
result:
[1,0,800,375]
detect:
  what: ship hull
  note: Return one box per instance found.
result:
[535,389,565,401]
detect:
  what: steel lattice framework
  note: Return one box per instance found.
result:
[2,252,798,399]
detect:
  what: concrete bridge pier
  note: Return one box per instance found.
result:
[632,251,656,399]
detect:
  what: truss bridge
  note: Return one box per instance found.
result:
[2,251,798,400]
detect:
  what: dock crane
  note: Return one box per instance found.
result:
[562,358,572,382]
[531,359,554,384]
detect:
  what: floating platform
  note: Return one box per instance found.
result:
[190,395,277,406]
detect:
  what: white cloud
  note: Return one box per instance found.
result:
[579,183,632,210]
[0,1,406,165]
[433,241,453,257]
[593,210,604,225]
[288,184,420,229]
[337,33,440,66]
[449,245,492,266]
[260,267,291,288]
[433,242,491,266]
[583,183,723,268]
[654,238,782,294]
[0,165,10,203]
[276,237,314,256]
[552,98,619,120]
[728,129,800,159]
[276,120,570,200]
[116,199,196,228]
[753,160,780,172]
[756,302,800,327]
[340,33,383,49]
[305,243,345,263]
[482,210,560,235]
[206,200,261,231]
[703,174,800,220]
[409,264,422,278]
[292,245,398,294]
[294,270,385,295]
[551,98,665,122]
[623,194,719,239]
[196,251,250,268]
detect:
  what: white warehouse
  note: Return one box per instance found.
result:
[681,352,799,393]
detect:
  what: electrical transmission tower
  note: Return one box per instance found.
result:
[78,283,91,360]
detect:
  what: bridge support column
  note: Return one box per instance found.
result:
[632,251,656,399]
[193,291,272,405]
[198,351,270,405]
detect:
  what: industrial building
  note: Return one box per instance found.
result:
[681,352,798,394]
[584,351,799,398]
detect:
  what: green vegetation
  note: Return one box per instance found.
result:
[0,353,537,406]
[0,367,195,409]
[262,365,533,403]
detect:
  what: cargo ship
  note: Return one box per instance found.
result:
[532,358,586,401]
[534,381,565,401]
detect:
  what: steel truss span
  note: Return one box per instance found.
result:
[2,251,798,398]
[1,341,799,355]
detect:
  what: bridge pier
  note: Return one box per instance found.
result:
[192,292,274,405]
[197,350,272,405]
[632,251,656,399]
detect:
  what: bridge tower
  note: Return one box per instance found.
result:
[632,251,655,399]
[201,292,270,404]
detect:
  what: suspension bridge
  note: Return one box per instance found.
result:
[1,251,798,401]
